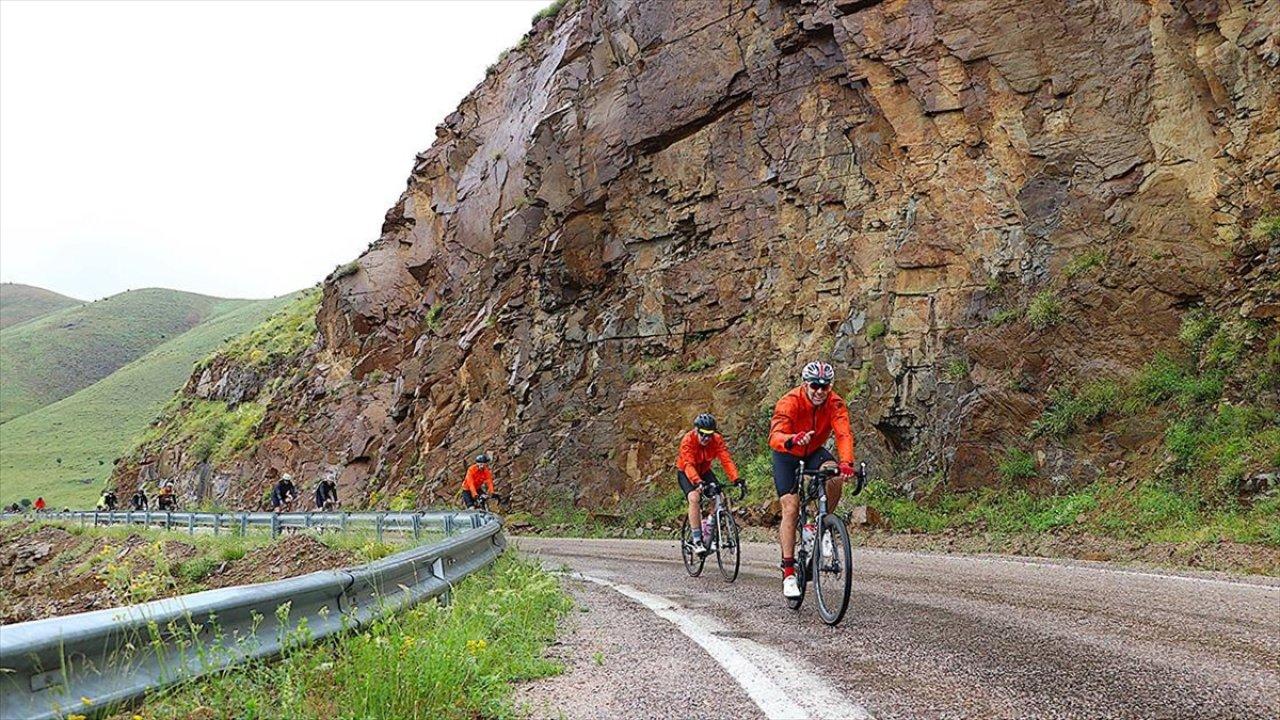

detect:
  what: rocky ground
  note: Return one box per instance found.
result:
[0,521,358,623]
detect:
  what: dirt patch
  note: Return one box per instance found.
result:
[205,534,357,589]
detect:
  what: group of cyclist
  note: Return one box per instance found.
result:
[269,473,340,511]
[677,360,857,599]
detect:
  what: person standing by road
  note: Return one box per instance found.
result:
[769,360,856,599]
[676,413,741,556]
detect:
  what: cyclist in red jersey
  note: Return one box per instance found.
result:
[769,361,856,598]
[676,413,741,555]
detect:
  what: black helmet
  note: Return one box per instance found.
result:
[693,413,717,435]
[476,454,491,464]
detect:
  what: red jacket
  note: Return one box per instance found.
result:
[462,465,494,495]
[768,386,855,463]
[676,430,740,483]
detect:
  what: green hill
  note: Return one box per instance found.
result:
[0,288,249,423]
[0,283,83,330]
[0,292,303,508]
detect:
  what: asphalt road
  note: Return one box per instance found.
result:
[515,537,1280,720]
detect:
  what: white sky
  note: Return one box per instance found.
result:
[0,0,545,301]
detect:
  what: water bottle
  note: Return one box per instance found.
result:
[802,522,816,550]
[701,517,711,539]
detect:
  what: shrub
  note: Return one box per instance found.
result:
[532,0,569,23]
[1177,308,1218,350]
[990,307,1021,326]
[331,261,360,280]
[943,358,969,382]
[684,356,717,373]
[997,448,1037,482]
[866,320,887,341]
[1251,214,1280,244]
[1064,249,1106,279]
[1031,380,1120,438]
[1026,291,1063,330]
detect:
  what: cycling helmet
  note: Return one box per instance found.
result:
[693,413,717,435]
[476,454,491,464]
[801,360,835,386]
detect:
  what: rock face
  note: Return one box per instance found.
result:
[119,0,1279,511]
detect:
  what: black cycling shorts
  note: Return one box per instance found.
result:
[461,490,477,508]
[677,469,718,496]
[772,447,836,496]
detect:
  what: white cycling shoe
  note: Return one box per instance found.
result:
[783,575,801,598]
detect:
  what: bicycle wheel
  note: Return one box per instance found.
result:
[680,515,705,577]
[715,510,740,582]
[813,513,852,625]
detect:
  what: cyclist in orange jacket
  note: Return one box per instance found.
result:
[462,454,496,509]
[677,413,740,555]
[769,361,856,598]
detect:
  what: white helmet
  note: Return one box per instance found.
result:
[801,360,834,386]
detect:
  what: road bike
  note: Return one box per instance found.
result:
[787,461,866,625]
[469,491,508,513]
[680,477,746,582]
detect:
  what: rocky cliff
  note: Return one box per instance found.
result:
[118,0,1279,514]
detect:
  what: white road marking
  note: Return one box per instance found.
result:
[572,572,872,720]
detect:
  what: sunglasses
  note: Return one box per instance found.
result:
[807,382,832,391]
[696,428,715,436]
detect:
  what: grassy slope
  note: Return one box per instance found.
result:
[0,283,83,330]
[0,288,248,423]
[0,293,300,508]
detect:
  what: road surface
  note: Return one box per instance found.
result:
[514,537,1280,720]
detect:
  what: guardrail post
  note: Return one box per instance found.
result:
[340,513,347,531]
[305,513,313,530]
[445,514,454,536]
[240,513,249,536]
[271,513,280,538]
[412,514,421,541]
[188,514,196,535]
[376,514,384,543]
[214,513,220,536]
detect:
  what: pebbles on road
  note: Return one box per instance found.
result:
[515,537,1280,720]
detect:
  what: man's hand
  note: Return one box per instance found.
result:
[792,431,815,447]
[838,462,855,478]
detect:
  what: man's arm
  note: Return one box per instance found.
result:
[768,396,796,452]
[715,437,740,483]
[832,398,855,464]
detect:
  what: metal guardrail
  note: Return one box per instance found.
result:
[1,509,491,541]
[0,510,506,720]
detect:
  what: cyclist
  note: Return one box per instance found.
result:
[677,413,741,556]
[131,487,148,511]
[157,481,176,511]
[97,489,117,511]
[769,360,856,599]
[314,475,339,510]
[461,454,496,509]
[34,497,46,513]
[271,474,298,511]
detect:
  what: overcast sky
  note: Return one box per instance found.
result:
[0,0,544,301]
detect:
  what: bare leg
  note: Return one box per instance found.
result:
[686,489,702,536]
[780,493,799,558]
[827,477,844,513]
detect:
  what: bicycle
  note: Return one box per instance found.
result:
[679,477,746,582]
[469,491,508,513]
[787,460,866,625]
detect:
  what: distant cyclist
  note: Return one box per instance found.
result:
[769,361,856,599]
[34,497,47,513]
[677,413,741,556]
[461,454,496,509]
[314,475,339,511]
[271,474,298,511]
[130,487,148,511]
[97,489,117,511]
[157,481,177,511]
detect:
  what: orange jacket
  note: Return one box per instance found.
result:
[462,465,494,495]
[676,430,740,483]
[768,385,855,463]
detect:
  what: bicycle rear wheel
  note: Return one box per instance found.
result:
[680,515,705,577]
[715,510,740,582]
[813,513,852,625]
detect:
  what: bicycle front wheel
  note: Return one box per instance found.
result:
[813,513,852,625]
[715,510,740,582]
[680,515,705,577]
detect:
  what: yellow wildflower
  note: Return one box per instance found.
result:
[466,638,488,655]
